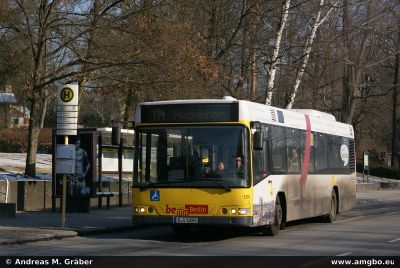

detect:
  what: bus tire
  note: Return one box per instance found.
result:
[172,225,191,235]
[262,196,282,236]
[325,190,338,223]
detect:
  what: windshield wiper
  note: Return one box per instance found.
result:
[201,179,231,192]
[137,180,189,190]
[136,179,232,192]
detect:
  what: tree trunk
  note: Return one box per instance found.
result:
[78,0,100,110]
[25,93,42,177]
[249,8,257,99]
[124,86,136,124]
[391,31,400,167]
[340,0,351,123]
[340,0,370,124]
[311,42,321,109]
[23,0,54,177]
[264,0,291,105]
[40,89,48,128]
[250,47,257,98]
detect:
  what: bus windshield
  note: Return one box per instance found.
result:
[134,125,250,188]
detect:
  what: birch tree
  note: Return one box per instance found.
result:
[264,0,290,105]
[285,0,338,109]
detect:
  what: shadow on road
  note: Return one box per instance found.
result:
[83,217,332,243]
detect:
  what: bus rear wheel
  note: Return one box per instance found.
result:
[262,197,282,236]
[325,190,338,223]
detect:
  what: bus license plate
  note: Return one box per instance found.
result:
[175,217,198,224]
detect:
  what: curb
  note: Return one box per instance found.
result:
[380,182,400,189]
[75,226,137,236]
[356,183,380,192]
[0,225,137,246]
[356,182,400,192]
[0,231,78,246]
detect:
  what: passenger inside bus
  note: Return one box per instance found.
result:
[189,150,202,179]
[235,155,244,178]
[288,148,299,172]
[215,162,225,176]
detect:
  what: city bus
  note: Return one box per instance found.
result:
[131,97,356,235]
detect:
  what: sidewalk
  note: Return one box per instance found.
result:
[0,206,133,245]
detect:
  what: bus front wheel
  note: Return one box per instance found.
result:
[262,197,282,236]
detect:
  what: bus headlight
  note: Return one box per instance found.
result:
[139,207,146,213]
[238,208,250,215]
[230,208,237,214]
[148,207,154,213]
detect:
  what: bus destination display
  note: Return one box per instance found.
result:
[141,103,239,123]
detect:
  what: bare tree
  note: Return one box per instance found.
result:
[340,0,373,124]
[1,0,136,176]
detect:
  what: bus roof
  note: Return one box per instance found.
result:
[136,98,354,139]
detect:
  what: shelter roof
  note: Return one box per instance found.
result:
[0,92,17,104]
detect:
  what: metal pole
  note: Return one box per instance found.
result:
[52,130,56,212]
[43,181,46,210]
[118,137,123,207]
[61,135,68,227]
[98,134,103,193]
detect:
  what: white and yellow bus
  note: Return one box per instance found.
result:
[132,97,356,235]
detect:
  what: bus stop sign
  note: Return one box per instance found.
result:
[57,84,79,136]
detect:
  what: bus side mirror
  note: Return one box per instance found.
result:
[253,132,264,150]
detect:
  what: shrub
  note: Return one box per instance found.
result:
[0,138,23,152]
[356,163,400,181]
[38,143,52,154]
[0,128,53,153]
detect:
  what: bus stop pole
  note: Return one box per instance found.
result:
[61,135,68,227]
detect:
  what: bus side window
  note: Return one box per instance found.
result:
[315,133,328,172]
[270,126,286,173]
[286,128,300,173]
[253,146,263,184]
[328,136,341,170]
[300,131,315,172]
[253,124,270,184]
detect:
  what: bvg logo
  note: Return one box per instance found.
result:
[186,205,208,214]
[60,87,74,103]
[165,204,208,215]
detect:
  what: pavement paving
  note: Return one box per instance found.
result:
[0,206,133,245]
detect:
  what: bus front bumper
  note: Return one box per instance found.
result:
[132,215,253,227]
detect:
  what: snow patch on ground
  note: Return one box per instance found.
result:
[0,153,51,169]
[0,153,123,182]
[0,153,52,180]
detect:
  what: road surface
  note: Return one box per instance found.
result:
[1,190,399,256]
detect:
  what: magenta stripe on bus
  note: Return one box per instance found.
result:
[300,114,311,186]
